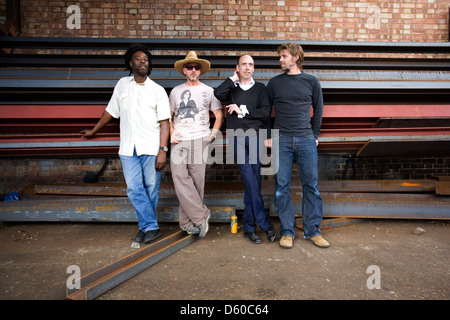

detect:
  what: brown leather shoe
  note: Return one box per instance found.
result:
[279,236,293,249]
[309,235,330,248]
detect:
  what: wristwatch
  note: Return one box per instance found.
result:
[159,146,168,152]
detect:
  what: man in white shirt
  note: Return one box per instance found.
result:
[169,51,223,238]
[81,44,171,245]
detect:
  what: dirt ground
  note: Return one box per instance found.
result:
[0,217,448,302]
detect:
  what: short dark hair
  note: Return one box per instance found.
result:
[124,43,152,75]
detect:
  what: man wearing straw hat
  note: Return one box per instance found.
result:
[169,51,223,238]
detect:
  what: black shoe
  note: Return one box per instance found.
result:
[143,229,161,244]
[134,229,145,243]
[265,226,276,243]
[244,232,262,244]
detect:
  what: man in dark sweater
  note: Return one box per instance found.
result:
[266,43,330,249]
[214,54,276,244]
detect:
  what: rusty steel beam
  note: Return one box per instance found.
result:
[33,180,438,197]
[3,104,449,119]
[319,127,450,138]
[0,104,107,119]
[2,185,448,221]
[0,147,120,157]
[296,217,369,230]
[321,104,450,118]
[0,197,234,222]
[2,37,450,54]
[269,192,450,220]
[1,127,448,156]
[436,181,450,195]
[34,183,128,197]
[356,139,450,157]
[67,230,195,300]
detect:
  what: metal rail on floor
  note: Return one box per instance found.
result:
[66,230,196,300]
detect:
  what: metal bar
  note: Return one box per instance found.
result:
[2,78,450,91]
[0,104,107,119]
[322,104,450,118]
[66,230,195,300]
[0,129,448,147]
[3,104,449,119]
[436,181,450,195]
[356,139,450,157]
[34,183,128,197]
[296,217,369,229]
[320,127,450,137]
[2,37,449,54]
[32,180,437,197]
[373,117,450,128]
[0,197,234,222]
[269,192,450,220]
[2,184,447,221]
[2,54,449,70]
[0,146,120,157]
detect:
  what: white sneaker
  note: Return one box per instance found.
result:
[198,214,210,238]
[182,225,200,235]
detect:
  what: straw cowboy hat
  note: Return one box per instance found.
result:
[174,51,211,76]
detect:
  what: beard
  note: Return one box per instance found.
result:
[280,63,293,73]
[187,74,198,82]
[132,64,149,77]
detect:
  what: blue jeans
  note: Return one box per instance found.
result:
[274,134,323,239]
[119,148,161,232]
[234,135,272,233]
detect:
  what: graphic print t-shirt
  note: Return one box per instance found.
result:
[169,83,222,140]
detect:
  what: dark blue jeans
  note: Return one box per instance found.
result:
[274,134,323,239]
[234,135,272,233]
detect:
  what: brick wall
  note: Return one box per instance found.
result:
[18,0,449,42]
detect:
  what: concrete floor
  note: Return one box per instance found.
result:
[0,217,448,301]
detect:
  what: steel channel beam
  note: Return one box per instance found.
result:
[0,129,448,151]
[296,217,369,229]
[436,181,450,195]
[32,180,437,197]
[0,147,120,157]
[2,54,450,70]
[2,37,450,54]
[269,192,450,220]
[2,183,448,221]
[0,197,234,222]
[4,104,450,119]
[66,230,195,300]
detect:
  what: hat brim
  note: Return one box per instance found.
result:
[174,58,211,76]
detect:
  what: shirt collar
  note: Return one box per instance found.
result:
[129,76,149,85]
[235,77,255,87]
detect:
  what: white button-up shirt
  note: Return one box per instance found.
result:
[233,77,255,91]
[105,76,171,156]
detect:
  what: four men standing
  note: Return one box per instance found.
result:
[82,43,329,249]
